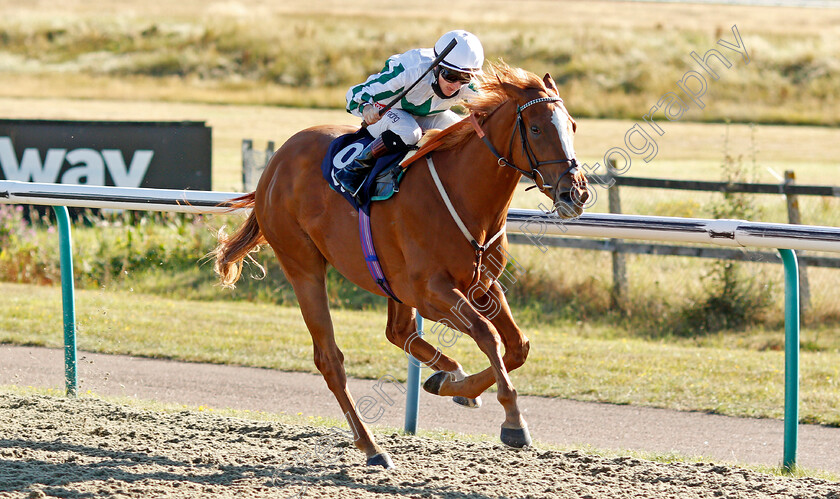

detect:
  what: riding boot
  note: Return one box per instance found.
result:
[336,131,408,197]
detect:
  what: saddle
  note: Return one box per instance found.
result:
[321,126,452,214]
[321,129,407,215]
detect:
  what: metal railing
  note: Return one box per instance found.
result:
[4,179,840,471]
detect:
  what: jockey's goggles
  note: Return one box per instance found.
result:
[439,66,473,85]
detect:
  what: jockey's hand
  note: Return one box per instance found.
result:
[362,104,381,125]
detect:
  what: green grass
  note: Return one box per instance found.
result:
[3,281,840,427]
[4,205,839,341]
[3,200,839,334]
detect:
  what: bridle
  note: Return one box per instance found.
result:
[468,96,578,194]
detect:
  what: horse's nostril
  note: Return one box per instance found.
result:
[554,191,573,207]
[575,188,590,206]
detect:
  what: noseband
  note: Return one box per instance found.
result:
[469,96,578,194]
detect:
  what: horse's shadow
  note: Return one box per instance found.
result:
[0,438,513,499]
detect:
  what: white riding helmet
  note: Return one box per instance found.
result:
[434,30,484,74]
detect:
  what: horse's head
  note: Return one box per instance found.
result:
[495,70,590,218]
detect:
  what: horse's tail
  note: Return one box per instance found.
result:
[212,192,267,288]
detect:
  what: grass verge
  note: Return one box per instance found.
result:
[3,282,839,427]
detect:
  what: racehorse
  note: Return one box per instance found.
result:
[212,62,589,469]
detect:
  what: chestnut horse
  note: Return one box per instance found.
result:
[212,63,589,469]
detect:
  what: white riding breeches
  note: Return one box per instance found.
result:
[366,109,462,146]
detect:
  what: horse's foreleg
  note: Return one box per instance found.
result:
[432,282,530,398]
[288,269,393,468]
[385,299,482,408]
[485,281,530,370]
[419,278,530,447]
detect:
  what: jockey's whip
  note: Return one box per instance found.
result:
[367,38,459,122]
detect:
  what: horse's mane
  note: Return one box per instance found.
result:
[436,61,547,151]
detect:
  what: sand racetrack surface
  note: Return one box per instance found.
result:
[2,393,839,499]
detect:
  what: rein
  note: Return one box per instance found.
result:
[468,96,578,194]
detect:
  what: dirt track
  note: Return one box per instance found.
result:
[3,345,840,476]
[2,392,840,499]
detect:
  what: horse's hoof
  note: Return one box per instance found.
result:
[453,395,482,409]
[366,452,395,469]
[423,371,448,395]
[500,425,532,448]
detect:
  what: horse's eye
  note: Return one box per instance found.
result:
[530,125,541,135]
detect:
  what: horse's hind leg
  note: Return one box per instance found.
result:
[278,250,393,468]
[384,300,456,371]
[384,300,482,408]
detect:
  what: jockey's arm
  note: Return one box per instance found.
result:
[346,53,413,119]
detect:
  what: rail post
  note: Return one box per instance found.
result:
[784,171,810,311]
[241,139,254,191]
[778,248,800,472]
[52,206,77,398]
[607,164,628,311]
[264,141,275,175]
[242,139,274,191]
[404,315,423,434]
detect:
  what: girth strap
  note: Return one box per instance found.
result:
[359,210,402,303]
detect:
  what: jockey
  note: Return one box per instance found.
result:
[336,30,484,196]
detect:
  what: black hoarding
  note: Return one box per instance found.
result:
[0,120,211,190]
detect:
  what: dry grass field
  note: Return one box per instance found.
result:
[0,96,837,193]
[1,1,837,276]
[2,0,840,123]
[1,0,838,328]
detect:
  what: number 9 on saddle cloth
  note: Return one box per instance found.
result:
[322,129,408,215]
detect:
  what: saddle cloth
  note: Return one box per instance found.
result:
[321,128,407,215]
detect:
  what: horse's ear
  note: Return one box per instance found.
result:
[543,73,560,97]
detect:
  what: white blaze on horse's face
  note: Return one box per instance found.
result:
[550,105,576,162]
[548,101,586,219]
